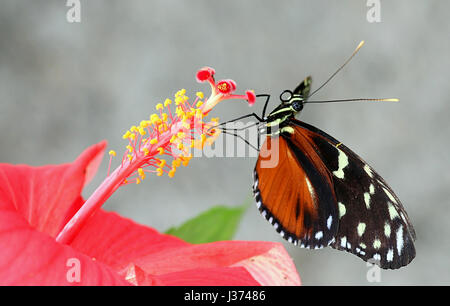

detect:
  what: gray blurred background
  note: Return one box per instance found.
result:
[0,0,448,285]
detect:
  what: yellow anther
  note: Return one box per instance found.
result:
[164,98,172,107]
[122,131,132,140]
[196,91,204,99]
[196,101,203,108]
[157,147,164,155]
[181,156,191,167]
[138,127,146,135]
[143,148,149,155]
[156,168,163,176]
[161,113,168,122]
[136,178,141,185]
[175,96,184,105]
[130,125,138,132]
[173,158,182,168]
[129,133,136,140]
[126,145,134,152]
[127,154,133,161]
[138,168,146,180]
[156,103,164,110]
[140,120,149,128]
[170,135,177,143]
[150,114,161,125]
[149,138,158,145]
[177,143,184,150]
[109,150,117,156]
[177,132,185,139]
[211,117,219,123]
[158,159,167,168]
[168,169,176,178]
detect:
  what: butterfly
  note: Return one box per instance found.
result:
[216,42,416,269]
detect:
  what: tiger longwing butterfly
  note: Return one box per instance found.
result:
[218,42,416,269]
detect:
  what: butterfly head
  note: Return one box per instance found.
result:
[280,90,305,113]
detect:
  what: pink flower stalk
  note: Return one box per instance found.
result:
[55,67,255,245]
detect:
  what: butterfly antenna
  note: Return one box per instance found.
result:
[308,40,365,98]
[305,98,399,104]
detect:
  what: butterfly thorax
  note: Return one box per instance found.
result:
[265,94,305,137]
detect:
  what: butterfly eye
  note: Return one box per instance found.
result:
[292,100,303,112]
[280,90,293,103]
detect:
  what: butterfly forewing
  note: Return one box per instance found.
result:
[254,134,339,249]
[289,119,416,269]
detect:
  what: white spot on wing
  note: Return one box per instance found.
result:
[364,192,371,209]
[357,222,366,237]
[384,223,391,237]
[338,202,346,218]
[327,215,333,229]
[396,226,404,256]
[387,249,394,262]
[340,236,347,248]
[373,239,381,249]
[383,187,398,204]
[364,164,373,178]
[315,231,323,240]
[388,203,400,220]
[333,149,349,179]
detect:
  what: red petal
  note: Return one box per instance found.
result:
[70,209,188,270]
[0,210,129,285]
[147,267,259,286]
[71,210,301,285]
[120,263,258,286]
[0,141,106,237]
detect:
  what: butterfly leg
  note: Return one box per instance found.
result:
[220,129,260,152]
[212,113,265,131]
[256,94,271,119]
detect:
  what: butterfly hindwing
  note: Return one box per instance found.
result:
[290,119,416,269]
[254,133,339,249]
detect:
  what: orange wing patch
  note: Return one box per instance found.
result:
[254,130,338,248]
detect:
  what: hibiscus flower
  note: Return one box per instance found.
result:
[0,68,300,286]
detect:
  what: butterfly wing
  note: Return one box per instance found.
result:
[289,119,416,269]
[254,133,339,249]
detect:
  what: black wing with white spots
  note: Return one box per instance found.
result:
[291,119,416,269]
